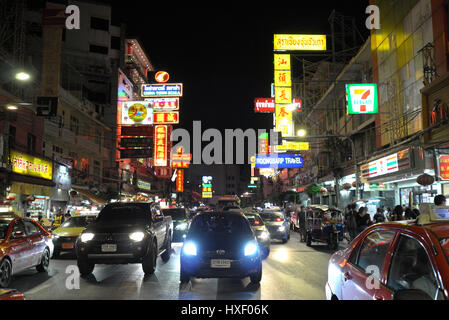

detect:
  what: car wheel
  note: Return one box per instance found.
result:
[142,240,157,275]
[161,234,172,262]
[36,248,50,273]
[250,264,262,284]
[77,258,95,277]
[180,268,190,284]
[0,258,12,288]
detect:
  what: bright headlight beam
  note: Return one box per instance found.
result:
[183,242,197,256]
[129,232,145,242]
[244,242,258,256]
[80,233,94,242]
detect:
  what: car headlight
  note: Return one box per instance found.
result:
[258,231,270,241]
[244,242,258,256]
[129,232,145,242]
[80,233,95,242]
[183,241,197,256]
[278,226,286,232]
[175,222,188,231]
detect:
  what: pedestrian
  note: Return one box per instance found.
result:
[25,212,31,218]
[344,204,358,240]
[356,207,371,234]
[392,205,404,221]
[412,208,420,219]
[434,195,447,206]
[404,207,413,220]
[373,208,386,223]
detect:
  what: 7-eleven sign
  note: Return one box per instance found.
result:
[346,84,378,114]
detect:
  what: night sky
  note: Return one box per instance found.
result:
[113,1,370,134]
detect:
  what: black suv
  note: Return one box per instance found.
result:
[75,202,173,276]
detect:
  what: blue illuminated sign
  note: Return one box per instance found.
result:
[255,154,303,169]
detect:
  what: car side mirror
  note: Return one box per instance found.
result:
[154,215,164,223]
[393,289,433,300]
[12,231,26,239]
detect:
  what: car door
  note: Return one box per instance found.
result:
[8,220,32,274]
[23,220,46,266]
[151,205,165,250]
[341,229,396,300]
[385,233,444,300]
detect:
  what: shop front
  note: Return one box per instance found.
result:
[6,150,54,218]
[360,145,431,209]
[49,162,72,215]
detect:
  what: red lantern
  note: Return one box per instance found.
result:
[6,195,15,200]
[417,174,434,186]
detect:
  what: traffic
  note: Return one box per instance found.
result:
[1,196,449,300]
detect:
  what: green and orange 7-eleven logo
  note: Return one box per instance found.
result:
[346,84,378,114]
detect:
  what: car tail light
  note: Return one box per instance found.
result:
[276,217,283,222]
[254,220,260,225]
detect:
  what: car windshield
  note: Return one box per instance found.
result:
[260,212,284,221]
[245,215,264,227]
[0,219,12,240]
[162,209,187,220]
[60,216,96,228]
[189,214,252,236]
[96,205,149,224]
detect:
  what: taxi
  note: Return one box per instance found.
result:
[326,204,449,300]
[243,212,271,259]
[52,215,96,257]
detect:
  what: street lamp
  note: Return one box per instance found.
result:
[15,71,31,81]
[297,129,307,137]
[6,104,18,110]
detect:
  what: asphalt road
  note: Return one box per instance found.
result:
[10,232,343,300]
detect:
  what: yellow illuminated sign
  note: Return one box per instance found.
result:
[274,34,327,51]
[275,104,292,121]
[274,70,292,87]
[10,150,53,180]
[275,87,292,104]
[275,120,294,137]
[276,142,310,151]
[274,54,291,70]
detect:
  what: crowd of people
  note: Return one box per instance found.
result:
[25,208,72,230]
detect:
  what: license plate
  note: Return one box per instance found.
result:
[210,259,231,268]
[101,244,117,252]
[62,242,74,249]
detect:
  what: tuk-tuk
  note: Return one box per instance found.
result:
[305,205,344,250]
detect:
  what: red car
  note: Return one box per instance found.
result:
[0,214,54,288]
[326,204,449,300]
[0,289,25,300]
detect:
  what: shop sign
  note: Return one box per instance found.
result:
[346,84,379,114]
[276,142,309,152]
[176,169,184,192]
[274,70,292,87]
[10,150,53,180]
[145,98,179,110]
[120,137,153,148]
[153,111,179,124]
[121,125,153,137]
[275,87,292,104]
[154,125,168,166]
[120,148,153,159]
[137,180,151,191]
[255,154,303,169]
[141,83,183,97]
[254,98,275,113]
[362,153,399,179]
[274,34,327,51]
[439,155,449,181]
[120,101,153,125]
[274,54,291,70]
[275,119,294,137]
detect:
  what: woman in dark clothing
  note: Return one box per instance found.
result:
[356,207,371,234]
[392,205,404,221]
[373,208,386,223]
[404,207,413,220]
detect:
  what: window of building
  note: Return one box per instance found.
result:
[89,44,108,55]
[27,133,36,153]
[90,17,109,31]
[70,116,79,134]
[111,36,121,50]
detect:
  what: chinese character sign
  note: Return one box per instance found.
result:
[274,54,291,70]
[154,125,168,166]
[153,111,179,124]
[440,155,449,181]
[176,169,184,192]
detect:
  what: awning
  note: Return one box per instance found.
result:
[71,187,107,205]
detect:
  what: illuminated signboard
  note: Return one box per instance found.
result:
[153,111,179,124]
[155,71,170,83]
[10,150,53,180]
[137,180,151,191]
[120,101,153,125]
[274,34,327,51]
[255,154,303,169]
[141,83,183,97]
[275,87,292,104]
[439,155,449,181]
[202,176,213,198]
[176,169,184,192]
[274,70,292,87]
[346,84,379,114]
[145,98,179,110]
[275,142,310,152]
[274,54,291,70]
[255,98,275,113]
[362,153,399,179]
[275,120,294,137]
[154,125,168,166]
